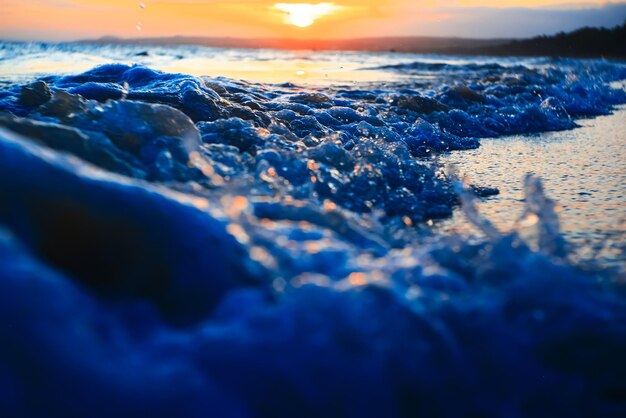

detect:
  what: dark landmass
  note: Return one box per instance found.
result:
[83,35,509,54]
[474,21,626,58]
[81,20,626,58]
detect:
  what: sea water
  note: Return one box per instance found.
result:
[0,41,625,417]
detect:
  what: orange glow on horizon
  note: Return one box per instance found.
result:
[0,1,621,41]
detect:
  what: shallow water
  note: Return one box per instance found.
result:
[439,106,626,266]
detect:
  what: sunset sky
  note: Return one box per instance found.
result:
[1,1,625,41]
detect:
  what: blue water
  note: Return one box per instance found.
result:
[1,41,626,417]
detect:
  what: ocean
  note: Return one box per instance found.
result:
[1,41,625,417]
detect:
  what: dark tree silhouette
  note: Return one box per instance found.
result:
[475,20,626,58]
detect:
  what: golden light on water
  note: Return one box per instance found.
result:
[273,3,343,28]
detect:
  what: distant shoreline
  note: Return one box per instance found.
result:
[73,35,511,55]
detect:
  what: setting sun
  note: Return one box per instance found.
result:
[274,3,343,28]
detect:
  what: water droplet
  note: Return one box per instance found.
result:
[139,2,145,9]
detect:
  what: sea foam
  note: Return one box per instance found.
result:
[0,55,625,417]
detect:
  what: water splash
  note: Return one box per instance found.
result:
[453,172,501,242]
[137,2,146,31]
[517,174,566,257]
[455,172,568,259]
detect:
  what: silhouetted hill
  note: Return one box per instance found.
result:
[80,35,508,54]
[473,21,626,58]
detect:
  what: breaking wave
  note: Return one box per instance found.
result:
[1,53,625,417]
